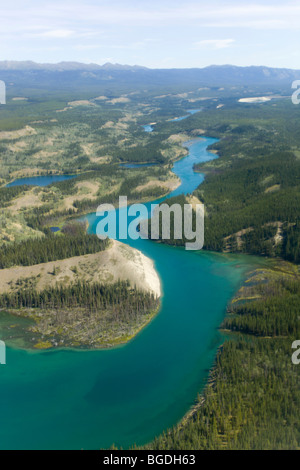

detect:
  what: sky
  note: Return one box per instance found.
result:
[1,0,300,69]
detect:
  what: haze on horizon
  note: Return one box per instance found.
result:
[1,0,300,70]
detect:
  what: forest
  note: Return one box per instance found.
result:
[137,98,300,450]
[0,278,160,349]
[146,99,300,264]
[0,83,299,448]
[0,279,158,321]
[0,226,108,268]
[143,275,300,450]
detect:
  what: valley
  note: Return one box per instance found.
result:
[0,63,299,450]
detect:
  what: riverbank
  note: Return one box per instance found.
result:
[143,257,300,450]
[0,239,161,350]
[0,136,270,450]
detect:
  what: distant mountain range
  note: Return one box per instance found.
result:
[1,61,299,94]
[0,61,148,71]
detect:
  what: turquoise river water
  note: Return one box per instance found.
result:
[0,137,255,449]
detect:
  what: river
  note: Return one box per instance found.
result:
[0,137,255,450]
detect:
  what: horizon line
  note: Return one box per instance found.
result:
[0,60,299,72]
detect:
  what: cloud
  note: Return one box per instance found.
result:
[37,29,75,38]
[31,2,300,30]
[2,2,300,39]
[193,39,235,50]
[1,1,300,68]
[25,29,101,39]
[73,44,103,51]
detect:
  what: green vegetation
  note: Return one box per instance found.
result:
[146,338,299,450]
[115,143,166,164]
[197,150,300,260]
[0,225,108,268]
[145,98,300,264]
[145,195,194,247]
[0,280,159,349]
[1,77,299,449]
[144,268,300,450]
[139,98,300,450]
[0,185,28,206]
[191,101,300,261]
[0,92,177,178]
[0,278,156,313]
[224,277,300,337]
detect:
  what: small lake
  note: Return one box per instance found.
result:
[6,174,77,187]
[142,110,200,131]
[168,109,201,122]
[142,125,154,133]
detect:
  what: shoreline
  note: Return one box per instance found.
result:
[0,239,162,351]
[1,132,281,450]
[1,305,161,353]
[143,256,300,450]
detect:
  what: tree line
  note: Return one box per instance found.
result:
[143,276,300,450]
[0,279,159,323]
[0,230,108,268]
